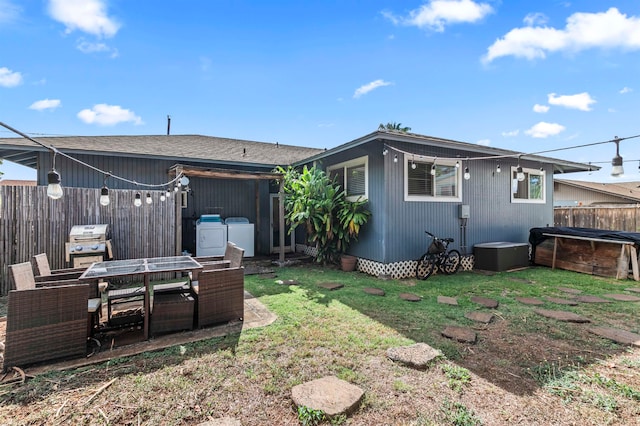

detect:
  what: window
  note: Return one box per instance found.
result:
[511,167,545,203]
[327,156,368,200]
[404,158,461,202]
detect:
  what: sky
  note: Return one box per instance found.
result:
[1,0,639,182]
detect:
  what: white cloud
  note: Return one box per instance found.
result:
[383,0,493,32]
[476,139,490,146]
[77,104,143,126]
[502,129,520,137]
[548,92,596,111]
[483,7,640,63]
[523,12,548,27]
[619,86,633,94]
[0,0,21,23]
[533,104,550,113]
[353,79,392,98]
[76,39,118,57]
[29,99,61,111]
[47,0,120,38]
[0,67,22,87]
[525,122,566,138]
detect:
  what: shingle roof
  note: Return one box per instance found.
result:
[555,179,640,202]
[0,134,324,168]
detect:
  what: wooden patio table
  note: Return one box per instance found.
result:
[79,256,202,339]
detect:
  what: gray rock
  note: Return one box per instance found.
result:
[386,343,442,369]
[291,376,364,418]
[437,296,458,306]
[465,311,494,324]
[442,326,477,343]
[470,296,499,309]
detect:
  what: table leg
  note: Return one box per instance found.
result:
[144,273,150,340]
[552,237,558,270]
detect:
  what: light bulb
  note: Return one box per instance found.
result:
[455,161,460,168]
[611,155,624,177]
[464,167,470,180]
[411,162,416,170]
[382,149,388,156]
[134,193,142,207]
[430,164,436,176]
[146,193,153,204]
[165,189,171,198]
[393,155,398,163]
[516,166,525,182]
[174,185,180,192]
[99,186,110,206]
[160,194,166,202]
[496,164,501,173]
[47,169,63,200]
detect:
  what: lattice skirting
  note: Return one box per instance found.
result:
[296,244,475,279]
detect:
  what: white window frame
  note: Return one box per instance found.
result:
[404,157,462,202]
[510,166,546,204]
[327,155,368,201]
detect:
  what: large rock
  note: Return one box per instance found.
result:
[386,343,442,369]
[291,376,364,418]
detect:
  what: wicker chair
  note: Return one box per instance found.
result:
[3,282,90,371]
[192,266,245,328]
[31,253,85,281]
[192,242,244,282]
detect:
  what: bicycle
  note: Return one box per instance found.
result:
[415,231,461,280]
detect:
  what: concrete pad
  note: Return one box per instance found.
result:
[575,295,612,303]
[363,287,385,296]
[318,282,344,291]
[291,376,364,418]
[386,343,442,369]
[545,297,579,306]
[442,326,477,343]
[437,296,458,306]
[558,287,582,295]
[603,293,640,302]
[515,297,544,305]
[470,296,499,309]
[534,309,590,323]
[399,293,422,302]
[588,327,640,347]
[465,311,494,324]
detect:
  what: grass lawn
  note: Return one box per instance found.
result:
[1,264,639,425]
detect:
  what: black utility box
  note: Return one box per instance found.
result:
[473,242,529,272]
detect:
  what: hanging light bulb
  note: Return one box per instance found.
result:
[411,161,417,170]
[464,166,470,180]
[516,165,525,182]
[134,193,142,207]
[455,161,460,168]
[430,163,436,176]
[382,148,388,156]
[47,169,63,199]
[496,163,501,173]
[145,193,153,204]
[160,192,166,202]
[99,186,110,206]
[393,154,398,163]
[165,188,171,198]
[611,138,624,177]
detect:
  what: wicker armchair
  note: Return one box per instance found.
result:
[192,266,244,328]
[31,253,85,281]
[192,242,244,282]
[3,282,90,371]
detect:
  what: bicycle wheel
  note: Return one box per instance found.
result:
[416,253,437,280]
[443,250,461,274]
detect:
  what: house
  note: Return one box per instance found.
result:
[554,179,640,206]
[0,130,595,278]
[0,179,36,186]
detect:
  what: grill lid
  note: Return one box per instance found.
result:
[69,224,109,242]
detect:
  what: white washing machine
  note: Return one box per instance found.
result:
[225,217,255,257]
[196,214,228,256]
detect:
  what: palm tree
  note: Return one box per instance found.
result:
[378,122,411,133]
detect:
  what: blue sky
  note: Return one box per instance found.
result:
[1,0,639,182]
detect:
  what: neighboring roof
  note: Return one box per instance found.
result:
[555,179,640,203]
[0,135,324,169]
[0,179,37,186]
[298,130,597,174]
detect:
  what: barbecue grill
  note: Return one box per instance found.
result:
[65,224,113,268]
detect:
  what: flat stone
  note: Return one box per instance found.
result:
[515,297,544,305]
[276,279,299,286]
[465,311,494,324]
[574,295,612,303]
[437,296,458,306]
[318,282,344,291]
[545,297,579,306]
[534,309,591,323]
[558,287,582,295]
[470,296,499,309]
[399,293,422,302]
[441,326,477,343]
[603,293,640,302]
[291,376,364,418]
[588,327,640,347]
[386,343,442,369]
[198,418,241,426]
[363,287,385,296]
[625,287,640,294]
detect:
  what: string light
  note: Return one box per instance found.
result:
[393,154,398,163]
[46,152,63,200]
[134,193,142,207]
[145,193,153,205]
[496,163,501,173]
[611,137,624,177]
[99,173,111,206]
[464,166,470,180]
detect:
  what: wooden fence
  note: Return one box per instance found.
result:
[554,205,640,232]
[0,186,177,295]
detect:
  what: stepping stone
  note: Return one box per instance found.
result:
[291,376,364,418]
[363,287,385,296]
[198,418,241,426]
[558,287,582,295]
[545,297,578,306]
[437,296,458,306]
[318,282,344,291]
[625,287,640,294]
[399,293,422,302]
[574,295,612,303]
[603,293,640,302]
[441,326,477,343]
[386,343,442,369]
[465,311,494,324]
[588,327,640,347]
[515,297,544,305]
[470,296,499,309]
[275,279,299,286]
[534,309,590,323]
